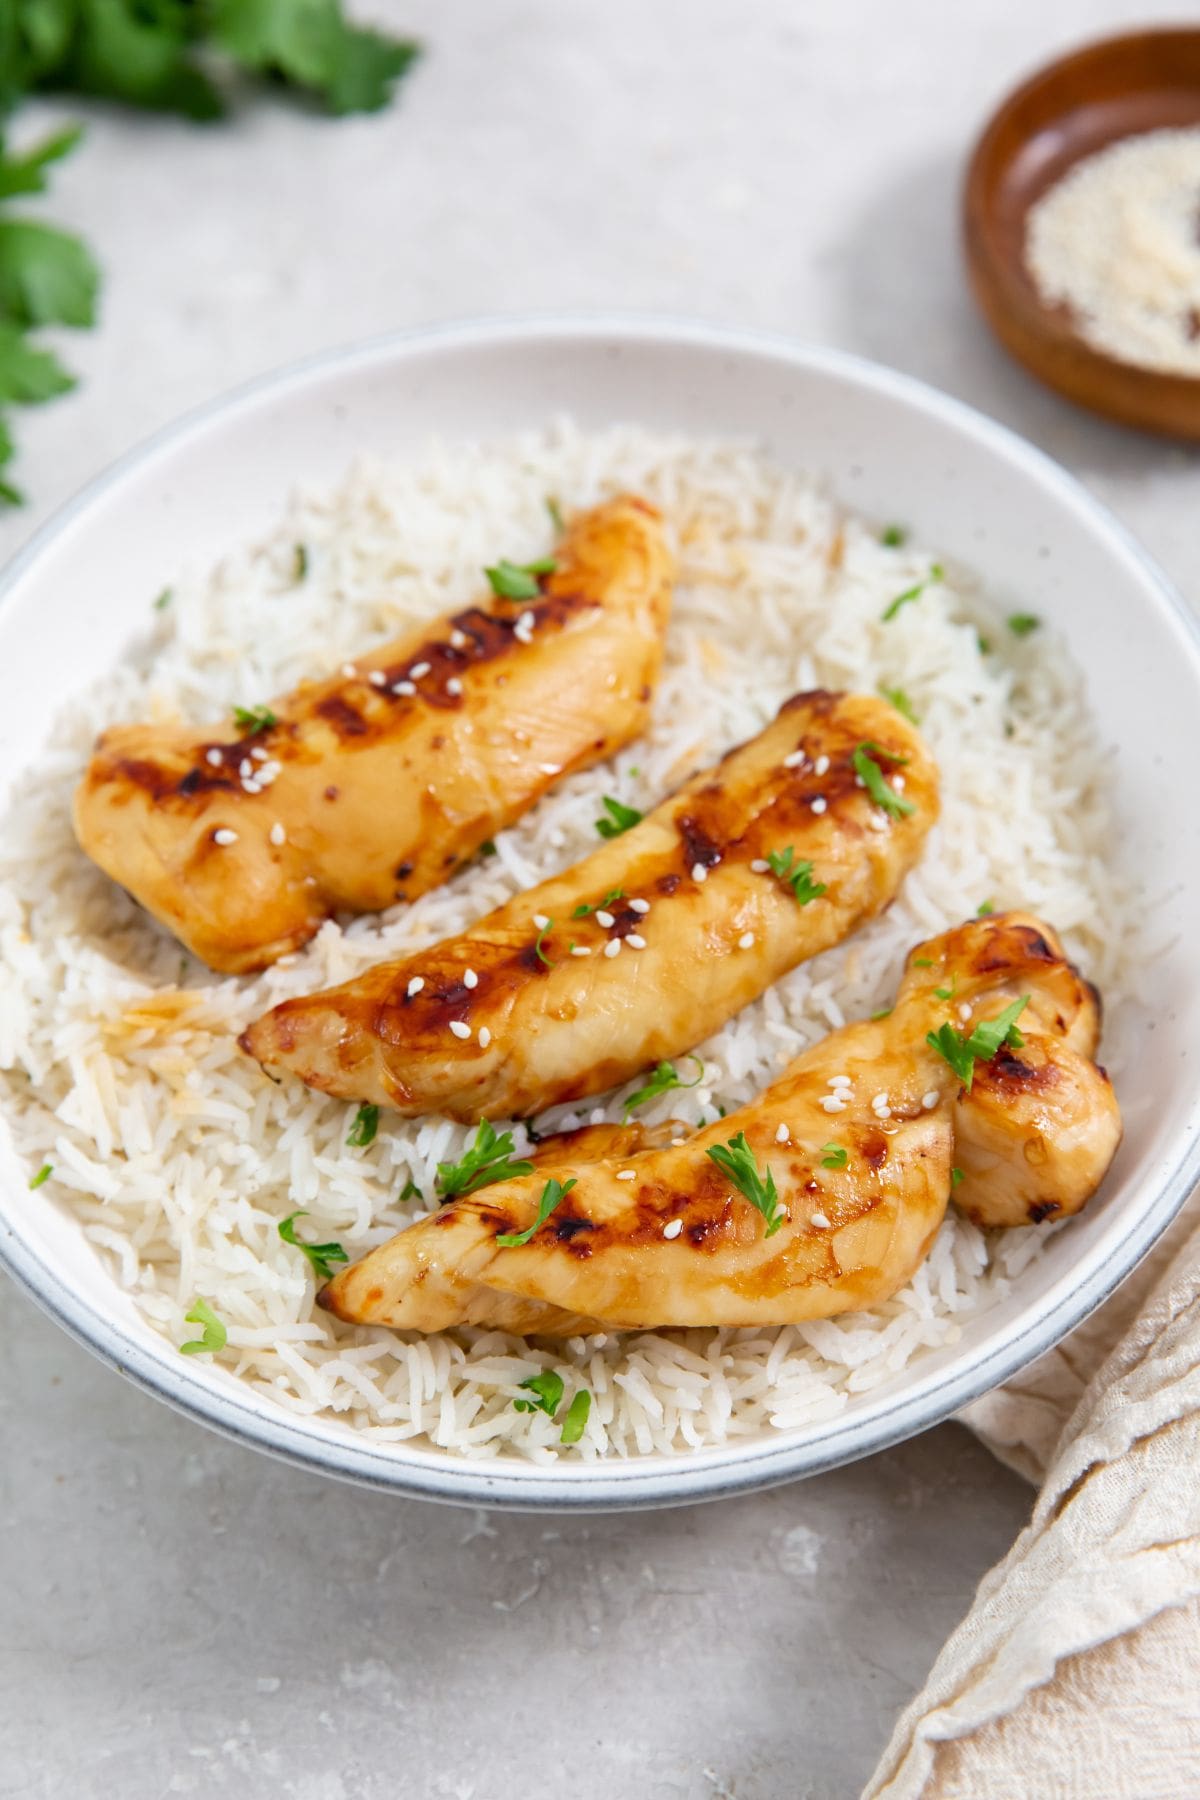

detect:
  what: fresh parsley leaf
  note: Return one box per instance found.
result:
[853,743,915,818]
[572,887,626,919]
[534,918,556,967]
[545,495,565,533]
[622,1056,704,1119]
[879,683,919,724]
[436,1120,534,1199]
[926,996,1030,1091]
[479,839,496,858]
[820,1143,848,1169]
[346,1102,379,1148]
[293,543,308,582]
[870,1005,893,1020]
[513,1370,565,1416]
[0,126,85,200]
[766,846,827,906]
[977,899,995,916]
[595,796,642,839]
[180,1298,227,1356]
[880,523,907,547]
[882,564,942,622]
[912,957,934,968]
[950,1166,965,1188]
[925,1022,976,1088]
[400,1178,423,1203]
[484,557,556,600]
[232,703,277,733]
[153,587,172,611]
[278,1211,349,1284]
[496,1176,577,1248]
[707,1132,784,1236]
[933,974,957,1002]
[559,1388,591,1444]
[28,1161,52,1189]
[977,633,992,655]
[0,320,73,403]
[209,1,419,116]
[1007,613,1040,637]
[0,218,98,328]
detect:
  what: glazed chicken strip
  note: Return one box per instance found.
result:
[241,690,938,1117]
[73,496,674,973]
[320,913,1121,1334]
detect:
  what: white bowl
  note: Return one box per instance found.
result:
[2,318,1198,1510]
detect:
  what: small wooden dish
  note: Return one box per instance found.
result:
[964,27,1200,439]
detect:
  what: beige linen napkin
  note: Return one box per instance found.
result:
[863,1192,1200,1800]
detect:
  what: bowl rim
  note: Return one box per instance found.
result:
[2,311,1199,1511]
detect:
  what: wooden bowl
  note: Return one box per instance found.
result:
[964,27,1200,438]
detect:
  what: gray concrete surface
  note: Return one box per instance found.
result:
[2,2,1198,1795]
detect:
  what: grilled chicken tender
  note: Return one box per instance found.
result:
[320,913,1121,1334]
[241,690,938,1117]
[72,496,674,973]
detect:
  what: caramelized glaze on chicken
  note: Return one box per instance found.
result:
[72,496,674,972]
[240,691,938,1117]
[320,913,1121,1335]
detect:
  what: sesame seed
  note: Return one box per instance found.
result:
[571,945,591,957]
[368,670,387,687]
[663,1218,684,1239]
[783,750,806,768]
[463,969,478,989]
[446,677,463,696]
[251,747,268,762]
[893,774,906,791]
[692,863,708,883]
[239,758,253,778]
[629,898,650,914]
[392,680,416,696]
[538,762,561,776]
[922,1090,939,1109]
[751,858,770,873]
[205,748,222,766]
[341,662,357,677]
[514,626,533,645]
[604,939,622,959]
[407,977,424,997]
[855,774,866,788]
[242,780,261,795]
[814,754,830,776]
[829,1075,852,1088]
[872,1093,889,1107]
[533,914,550,931]
[213,828,238,846]
[269,823,286,846]
[616,1170,636,1181]
[958,1003,973,1023]
[517,611,535,633]
[449,1020,472,1040]
[874,1104,892,1119]
[820,1095,846,1113]
[738,932,755,950]
[810,1211,831,1230]
[450,629,469,650]
[478,1026,492,1049]
[595,910,615,928]
[811,797,827,815]
[627,933,646,949]
[867,813,888,832]
[409,662,431,680]
[775,1123,790,1143]
[670,1138,686,1147]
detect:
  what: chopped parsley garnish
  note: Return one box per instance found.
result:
[595,796,643,839]
[513,1369,564,1416]
[1007,613,1040,637]
[559,1388,592,1444]
[179,1298,226,1356]
[820,1143,848,1169]
[880,523,907,547]
[882,563,942,621]
[153,587,172,611]
[977,899,995,916]
[278,1212,349,1283]
[879,684,919,724]
[347,1102,379,1147]
[436,1121,534,1199]
[545,496,565,534]
[400,1179,423,1203]
[496,1176,576,1248]
[977,633,992,656]
[28,1161,52,1189]
[707,1132,784,1237]
[912,957,934,968]
[534,919,556,966]
[293,544,308,582]
[484,557,556,601]
[479,839,497,858]
[950,1166,965,1188]
[926,996,1030,1092]
[766,846,827,906]
[853,742,915,818]
[933,974,957,1002]
[870,1005,893,1021]
[572,887,626,918]
[232,703,276,734]
[622,1056,704,1119]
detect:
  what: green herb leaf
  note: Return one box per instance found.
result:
[232,703,276,733]
[559,1388,592,1444]
[879,684,919,724]
[293,543,308,582]
[400,1178,423,1203]
[870,1005,893,1020]
[28,1161,52,1189]
[513,1369,565,1416]
[153,587,172,611]
[852,743,915,818]
[933,974,957,1002]
[926,996,1030,1092]
[0,218,98,328]
[278,1211,349,1283]
[484,557,555,601]
[622,1056,704,1119]
[912,957,934,968]
[706,1132,784,1237]
[882,564,942,622]
[211,2,419,116]
[180,1298,227,1356]
[572,887,626,919]
[880,523,907,547]
[0,320,74,403]
[766,846,828,906]
[819,1143,848,1169]
[977,899,995,916]
[534,918,556,967]
[1007,613,1040,637]
[595,795,643,839]
[479,839,496,858]
[436,1120,535,1199]
[346,1103,379,1148]
[496,1176,577,1248]
[950,1166,965,1188]
[977,633,992,656]
[0,126,85,200]
[545,496,565,533]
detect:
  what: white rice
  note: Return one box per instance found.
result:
[0,423,1131,1463]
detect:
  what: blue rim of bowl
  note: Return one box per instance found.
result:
[2,313,1199,1511]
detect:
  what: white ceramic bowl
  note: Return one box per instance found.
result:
[2,318,1198,1510]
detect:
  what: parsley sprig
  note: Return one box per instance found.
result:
[595,796,643,839]
[346,1103,379,1148]
[179,1298,226,1356]
[926,996,1030,1092]
[819,1143,848,1169]
[28,1160,51,1188]
[1007,613,1040,637]
[622,1056,704,1119]
[233,703,277,734]
[278,1212,349,1284]
[484,557,556,601]
[513,1370,564,1416]
[496,1176,577,1248]
[882,563,943,621]
[436,1121,534,1200]
[853,742,915,819]
[707,1132,785,1237]
[559,1389,592,1444]
[572,887,626,919]
[766,846,827,905]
